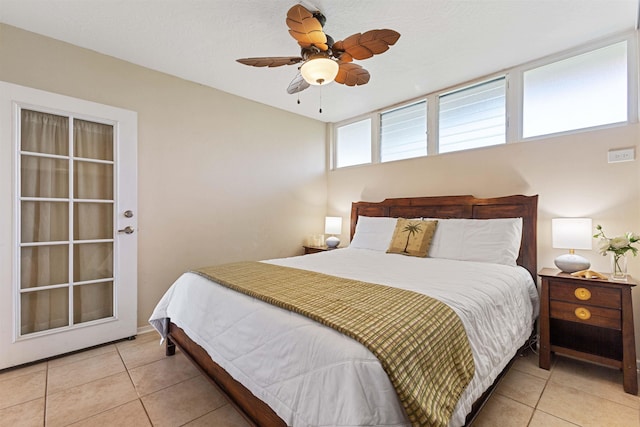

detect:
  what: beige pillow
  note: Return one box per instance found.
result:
[387,219,438,257]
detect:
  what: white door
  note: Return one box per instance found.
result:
[0,82,137,369]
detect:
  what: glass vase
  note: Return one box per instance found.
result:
[610,253,628,281]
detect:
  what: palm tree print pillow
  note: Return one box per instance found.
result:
[387,219,438,257]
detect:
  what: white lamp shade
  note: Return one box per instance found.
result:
[551,218,592,273]
[325,216,342,235]
[300,57,339,85]
[551,218,592,250]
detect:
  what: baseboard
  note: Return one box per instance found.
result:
[137,324,156,336]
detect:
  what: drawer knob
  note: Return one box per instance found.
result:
[574,287,592,301]
[574,307,591,320]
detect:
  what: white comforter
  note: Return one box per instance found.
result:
[149,248,539,427]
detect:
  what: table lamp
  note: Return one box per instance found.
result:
[325,216,342,248]
[552,218,592,273]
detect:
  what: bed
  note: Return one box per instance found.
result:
[149,194,539,427]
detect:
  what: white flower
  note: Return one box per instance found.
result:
[610,236,630,250]
[598,240,610,255]
[593,225,639,257]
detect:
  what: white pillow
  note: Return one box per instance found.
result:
[428,218,523,266]
[349,216,398,251]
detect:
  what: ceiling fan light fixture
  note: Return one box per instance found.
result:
[300,56,339,85]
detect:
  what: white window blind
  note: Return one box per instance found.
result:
[438,77,506,154]
[380,101,427,162]
[523,41,627,138]
[335,118,371,168]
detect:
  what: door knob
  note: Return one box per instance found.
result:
[118,226,134,234]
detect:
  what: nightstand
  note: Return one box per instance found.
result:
[303,245,339,254]
[538,268,638,395]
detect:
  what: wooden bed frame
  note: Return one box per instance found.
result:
[166,194,538,427]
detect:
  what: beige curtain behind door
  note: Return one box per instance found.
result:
[21,110,70,333]
[73,119,114,323]
[20,111,115,334]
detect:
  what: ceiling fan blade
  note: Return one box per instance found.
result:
[333,29,400,61]
[286,4,328,51]
[236,56,303,67]
[335,62,370,86]
[287,72,311,94]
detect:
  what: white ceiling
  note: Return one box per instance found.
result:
[1,0,638,123]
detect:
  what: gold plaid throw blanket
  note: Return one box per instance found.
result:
[193,262,475,427]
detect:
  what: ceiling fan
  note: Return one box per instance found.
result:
[236,4,401,95]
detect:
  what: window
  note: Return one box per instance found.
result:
[438,77,506,154]
[522,41,628,138]
[380,101,427,162]
[331,35,635,169]
[335,118,371,168]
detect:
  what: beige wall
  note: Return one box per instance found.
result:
[328,123,640,355]
[0,24,327,327]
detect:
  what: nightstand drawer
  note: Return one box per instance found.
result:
[550,300,621,329]
[549,281,621,309]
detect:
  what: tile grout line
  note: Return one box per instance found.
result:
[532,356,585,427]
[525,370,552,427]
[0,368,48,412]
[116,339,212,425]
[175,403,234,427]
[550,356,640,410]
[530,355,635,427]
[495,351,587,427]
[116,339,154,426]
[49,338,159,426]
[43,360,49,427]
[519,364,544,427]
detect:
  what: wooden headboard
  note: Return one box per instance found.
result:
[350,194,538,281]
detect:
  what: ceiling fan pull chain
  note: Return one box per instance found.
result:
[319,86,323,113]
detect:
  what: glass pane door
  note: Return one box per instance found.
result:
[1,81,137,369]
[19,109,115,336]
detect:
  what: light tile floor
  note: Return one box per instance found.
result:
[0,332,638,426]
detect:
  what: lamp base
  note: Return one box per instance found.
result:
[326,235,340,248]
[554,253,590,273]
